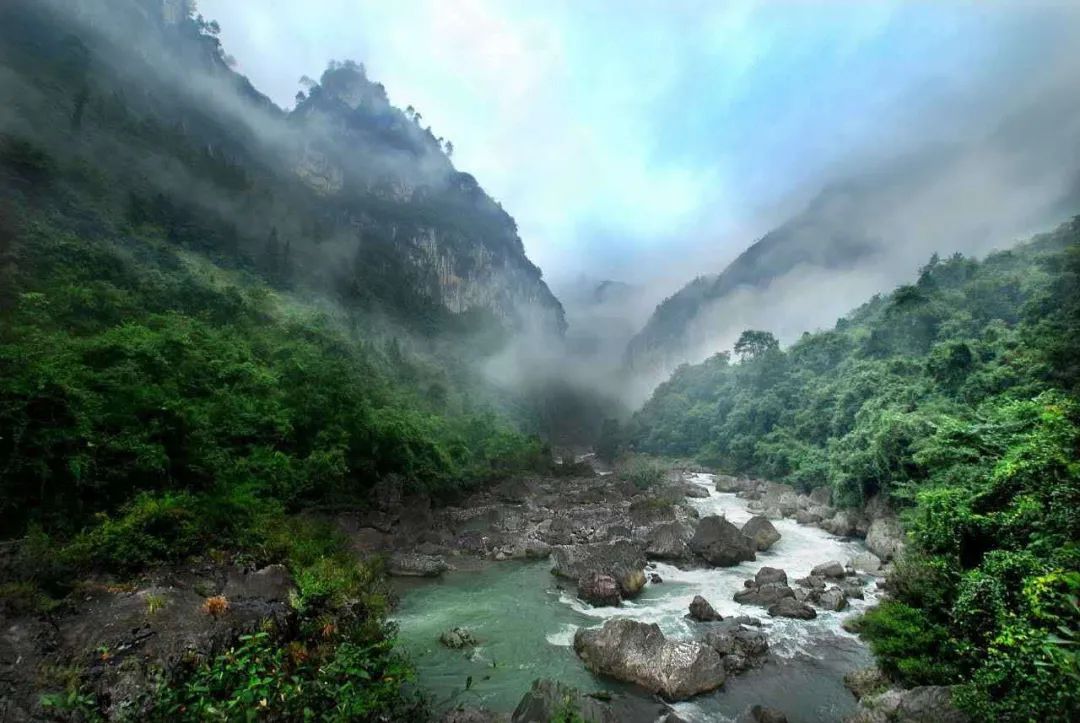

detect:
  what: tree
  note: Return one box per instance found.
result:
[733,329,779,362]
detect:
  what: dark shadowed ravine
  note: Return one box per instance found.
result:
[393,474,878,722]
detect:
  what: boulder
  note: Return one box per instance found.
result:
[388,552,449,577]
[811,586,849,612]
[511,678,680,723]
[839,580,866,600]
[689,516,756,566]
[767,598,817,620]
[650,573,663,584]
[734,582,795,607]
[849,551,882,574]
[687,595,723,622]
[714,475,744,493]
[645,522,694,560]
[865,517,905,562]
[795,510,823,525]
[741,516,781,551]
[578,572,622,607]
[439,627,478,649]
[844,667,889,701]
[845,685,969,723]
[703,621,769,674]
[440,707,501,723]
[820,509,861,537]
[809,486,832,506]
[811,561,846,579]
[795,574,827,591]
[552,541,647,598]
[755,567,788,585]
[573,619,725,700]
[737,705,789,723]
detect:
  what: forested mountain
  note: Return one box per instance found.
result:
[0,0,564,337]
[628,220,1080,719]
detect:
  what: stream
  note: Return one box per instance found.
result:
[393,473,879,722]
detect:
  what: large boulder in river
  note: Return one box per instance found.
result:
[768,598,817,620]
[734,581,795,607]
[702,620,769,673]
[573,619,726,700]
[808,586,849,611]
[687,595,723,622]
[689,516,756,566]
[552,540,647,597]
[646,521,694,560]
[741,516,781,551]
[811,561,847,579]
[578,572,622,607]
[755,567,788,585]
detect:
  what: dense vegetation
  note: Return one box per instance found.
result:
[629,222,1080,720]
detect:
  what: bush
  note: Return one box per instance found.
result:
[858,601,959,685]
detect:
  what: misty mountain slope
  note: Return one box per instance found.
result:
[626,85,1080,378]
[0,0,564,336]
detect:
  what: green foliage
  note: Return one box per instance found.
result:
[628,220,1080,719]
[618,456,665,490]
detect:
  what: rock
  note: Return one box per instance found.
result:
[795,574,827,590]
[741,516,781,551]
[768,598,817,620]
[645,522,694,560]
[845,685,969,723]
[441,707,501,723]
[510,678,679,723]
[820,509,861,537]
[714,474,743,492]
[551,541,647,598]
[650,573,664,584]
[222,564,293,602]
[865,517,905,562]
[849,551,882,574]
[839,580,866,600]
[844,667,889,701]
[737,705,789,723]
[687,595,723,622]
[573,619,725,700]
[734,582,795,607]
[689,516,756,566]
[439,627,478,649]
[755,567,788,585]
[811,561,846,579]
[703,623,769,673]
[795,510,823,525]
[812,586,849,611]
[578,572,623,607]
[809,486,832,505]
[388,552,449,577]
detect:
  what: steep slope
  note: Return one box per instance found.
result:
[0,0,564,335]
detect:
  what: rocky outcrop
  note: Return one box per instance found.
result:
[573,619,726,701]
[845,685,969,723]
[689,516,756,566]
[645,521,695,560]
[741,516,781,551]
[768,598,817,619]
[701,619,769,673]
[510,678,681,723]
[844,667,889,700]
[578,572,623,607]
[552,541,647,598]
[388,552,450,577]
[735,580,795,607]
[865,516,905,562]
[687,595,723,622]
[849,551,883,574]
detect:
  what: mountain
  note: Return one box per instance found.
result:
[0,0,564,336]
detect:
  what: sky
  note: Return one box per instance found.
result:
[200,0,1080,293]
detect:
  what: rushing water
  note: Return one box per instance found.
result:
[393,474,878,722]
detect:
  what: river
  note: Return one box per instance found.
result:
[393,473,878,722]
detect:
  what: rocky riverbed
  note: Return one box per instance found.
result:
[384,470,914,722]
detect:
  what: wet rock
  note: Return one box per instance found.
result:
[687,595,723,622]
[795,574,827,590]
[689,516,756,566]
[440,707,501,723]
[865,517,905,562]
[768,598,817,620]
[844,667,889,701]
[795,510,823,525]
[811,561,847,579]
[845,685,969,723]
[741,516,781,551]
[650,573,664,584]
[578,572,623,607]
[573,619,725,701]
[839,580,866,600]
[755,567,788,585]
[714,475,744,493]
[734,581,795,607]
[820,509,862,537]
[645,522,694,560]
[703,623,769,674]
[439,627,478,649]
[737,705,789,723]
[551,541,647,598]
[389,552,449,577]
[810,586,849,612]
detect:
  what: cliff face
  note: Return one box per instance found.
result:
[1,0,564,334]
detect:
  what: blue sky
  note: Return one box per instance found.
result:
[200,1,1079,287]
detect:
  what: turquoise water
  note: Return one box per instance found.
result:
[393,476,876,721]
